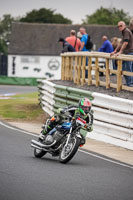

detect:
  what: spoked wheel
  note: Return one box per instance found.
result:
[59,136,81,164]
[34,139,47,158]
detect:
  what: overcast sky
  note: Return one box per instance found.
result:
[0,0,133,24]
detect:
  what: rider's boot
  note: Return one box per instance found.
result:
[39,125,52,141]
[80,135,86,146]
[39,130,47,141]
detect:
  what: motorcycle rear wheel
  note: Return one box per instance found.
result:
[59,136,80,164]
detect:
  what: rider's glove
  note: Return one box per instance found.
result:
[85,124,93,132]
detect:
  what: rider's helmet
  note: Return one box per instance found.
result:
[79,98,91,114]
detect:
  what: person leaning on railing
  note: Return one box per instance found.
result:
[129,18,133,74]
[110,21,133,87]
[111,37,121,70]
[129,18,133,35]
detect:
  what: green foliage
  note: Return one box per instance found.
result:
[0,39,7,55]
[0,14,15,55]
[82,7,131,25]
[20,8,72,24]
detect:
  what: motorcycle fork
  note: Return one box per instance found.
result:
[64,127,72,147]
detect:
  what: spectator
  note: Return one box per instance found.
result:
[99,36,113,53]
[58,38,76,53]
[129,18,133,73]
[65,30,81,51]
[111,37,121,50]
[98,36,113,75]
[79,27,88,51]
[79,27,90,78]
[77,31,82,40]
[111,37,121,70]
[129,18,133,34]
[110,21,133,86]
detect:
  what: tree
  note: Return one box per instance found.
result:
[20,8,72,24]
[0,14,15,55]
[82,7,131,25]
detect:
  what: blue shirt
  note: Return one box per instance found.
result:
[81,34,88,51]
[98,40,113,53]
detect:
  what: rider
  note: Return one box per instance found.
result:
[39,97,93,143]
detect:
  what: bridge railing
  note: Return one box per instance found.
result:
[61,52,133,92]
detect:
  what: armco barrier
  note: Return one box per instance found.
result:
[38,80,55,116]
[54,85,94,112]
[37,80,133,150]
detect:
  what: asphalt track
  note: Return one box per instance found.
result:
[0,121,133,200]
[0,85,133,200]
[0,85,37,96]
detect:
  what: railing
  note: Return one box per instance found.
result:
[61,52,133,92]
[37,79,94,116]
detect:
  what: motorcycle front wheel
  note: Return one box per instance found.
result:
[34,139,47,158]
[34,148,47,158]
[59,136,81,164]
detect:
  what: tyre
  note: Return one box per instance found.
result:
[59,136,81,164]
[34,148,47,158]
[34,139,47,158]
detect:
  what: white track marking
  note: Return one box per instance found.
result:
[79,149,133,170]
[0,121,38,137]
[0,121,133,169]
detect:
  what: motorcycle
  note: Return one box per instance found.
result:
[31,114,88,164]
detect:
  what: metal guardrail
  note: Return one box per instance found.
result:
[37,79,133,150]
[54,84,94,113]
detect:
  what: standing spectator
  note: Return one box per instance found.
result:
[77,31,82,40]
[98,36,113,53]
[79,27,89,77]
[98,36,113,75]
[110,21,133,86]
[79,27,88,51]
[111,37,121,50]
[129,18,133,34]
[58,38,76,53]
[111,37,121,70]
[129,18,133,73]
[65,30,81,51]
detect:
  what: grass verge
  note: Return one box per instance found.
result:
[0,92,46,123]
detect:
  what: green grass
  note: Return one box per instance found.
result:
[0,92,45,122]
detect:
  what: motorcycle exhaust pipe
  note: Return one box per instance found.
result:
[31,143,43,150]
[31,143,50,152]
[31,139,57,149]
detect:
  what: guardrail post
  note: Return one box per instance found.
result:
[105,58,110,89]
[81,56,86,85]
[66,56,70,80]
[74,56,77,83]
[88,57,92,85]
[70,56,73,81]
[95,57,100,86]
[77,56,81,85]
[117,60,122,92]
[61,56,65,80]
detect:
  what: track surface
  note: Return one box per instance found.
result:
[0,85,37,95]
[0,122,133,200]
